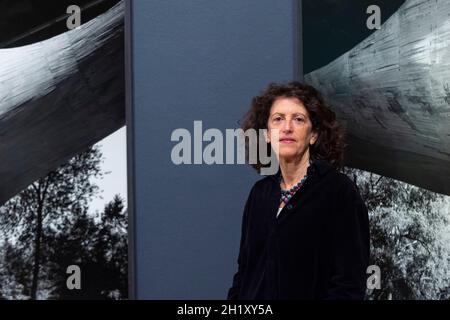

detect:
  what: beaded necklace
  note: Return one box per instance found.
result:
[279,173,308,205]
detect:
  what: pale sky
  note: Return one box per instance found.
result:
[89,126,127,215]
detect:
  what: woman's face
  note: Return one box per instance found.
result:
[267,97,318,161]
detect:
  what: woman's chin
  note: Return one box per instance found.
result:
[278,153,300,161]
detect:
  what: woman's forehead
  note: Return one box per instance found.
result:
[270,97,308,114]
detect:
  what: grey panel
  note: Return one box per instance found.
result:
[131,0,299,299]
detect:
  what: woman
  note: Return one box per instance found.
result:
[227,81,370,300]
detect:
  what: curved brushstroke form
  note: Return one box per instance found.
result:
[0,1,124,205]
[305,0,450,196]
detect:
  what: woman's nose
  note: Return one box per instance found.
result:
[282,120,293,132]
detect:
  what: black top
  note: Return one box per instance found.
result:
[227,159,370,300]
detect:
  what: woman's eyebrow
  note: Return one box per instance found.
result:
[271,112,307,117]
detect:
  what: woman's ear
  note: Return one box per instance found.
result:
[310,131,318,146]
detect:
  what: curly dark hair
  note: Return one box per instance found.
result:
[240,81,346,172]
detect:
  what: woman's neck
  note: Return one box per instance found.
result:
[279,152,311,190]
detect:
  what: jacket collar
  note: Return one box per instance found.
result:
[268,158,334,183]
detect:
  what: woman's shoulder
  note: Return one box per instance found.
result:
[240,174,279,201]
[331,171,366,207]
[308,162,364,203]
[333,171,358,189]
[251,175,276,192]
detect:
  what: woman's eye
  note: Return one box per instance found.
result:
[273,117,282,122]
[295,118,304,122]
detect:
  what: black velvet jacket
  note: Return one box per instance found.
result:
[227,159,370,300]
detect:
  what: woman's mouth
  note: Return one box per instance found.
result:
[280,138,296,144]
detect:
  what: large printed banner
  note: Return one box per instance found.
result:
[303,0,450,299]
[0,0,127,299]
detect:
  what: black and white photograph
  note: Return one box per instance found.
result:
[0,0,128,300]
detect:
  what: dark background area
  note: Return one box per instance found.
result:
[303,0,406,73]
[0,0,120,48]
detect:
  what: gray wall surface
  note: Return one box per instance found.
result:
[130,0,301,299]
